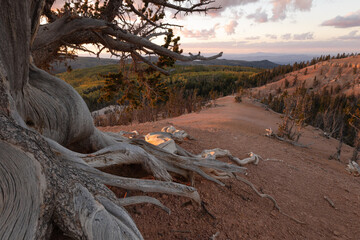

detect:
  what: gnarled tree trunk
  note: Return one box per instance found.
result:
[0,1,244,239]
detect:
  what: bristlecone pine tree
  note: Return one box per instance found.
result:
[0,1,248,239]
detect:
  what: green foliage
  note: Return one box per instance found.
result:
[98,29,181,111]
[58,0,111,19]
[58,61,259,112]
[56,64,121,110]
[235,95,242,103]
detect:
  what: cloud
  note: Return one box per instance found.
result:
[271,0,291,21]
[281,33,292,40]
[181,41,249,51]
[266,34,278,39]
[338,30,360,40]
[181,25,219,40]
[181,39,360,55]
[321,10,360,28]
[293,0,312,11]
[293,32,313,40]
[247,8,269,23]
[208,0,259,16]
[224,20,239,35]
[280,32,313,40]
[271,0,313,21]
[231,9,245,19]
[245,36,261,40]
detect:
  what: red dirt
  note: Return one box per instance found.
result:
[99,96,360,240]
[252,55,360,98]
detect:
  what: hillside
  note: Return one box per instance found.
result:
[50,57,119,74]
[52,56,278,74]
[56,64,260,111]
[96,96,360,240]
[252,55,360,98]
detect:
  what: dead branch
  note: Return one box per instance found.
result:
[235,175,306,225]
[265,128,310,148]
[323,196,336,209]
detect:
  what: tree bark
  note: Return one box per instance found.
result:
[0,1,243,239]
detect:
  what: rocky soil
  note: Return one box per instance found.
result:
[98,96,360,240]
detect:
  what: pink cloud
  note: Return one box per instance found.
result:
[224,20,239,35]
[181,25,219,40]
[271,0,313,21]
[247,8,269,23]
[271,0,291,21]
[294,0,312,11]
[208,0,259,16]
[322,10,360,28]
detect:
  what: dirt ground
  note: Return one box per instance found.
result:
[97,96,360,240]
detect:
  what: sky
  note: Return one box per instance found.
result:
[168,0,360,56]
[52,0,360,57]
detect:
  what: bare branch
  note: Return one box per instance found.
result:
[131,51,171,75]
[144,0,220,15]
[43,0,57,22]
[33,16,222,69]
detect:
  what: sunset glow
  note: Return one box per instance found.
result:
[52,0,360,58]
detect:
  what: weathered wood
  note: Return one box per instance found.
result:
[0,141,43,240]
[0,1,250,239]
[117,196,171,214]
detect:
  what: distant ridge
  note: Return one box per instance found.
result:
[51,56,278,73]
[51,57,119,74]
[224,52,317,65]
[176,58,278,69]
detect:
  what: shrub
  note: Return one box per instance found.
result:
[235,95,242,103]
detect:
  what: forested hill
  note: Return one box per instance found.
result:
[249,54,360,148]
[51,57,119,74]
[253,54,360,98]
[51,56,278,74]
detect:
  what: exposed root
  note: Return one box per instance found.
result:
[201,149,261,166]
[44,122,306,238]
[346,161,360,175]
[201,201,216,219]
[82,143,173,181]
[323,196,336,209]
[235,175,306,225]
[61,153,202,204]
[161,125,194,141]
[263,158,284,162]
[117,196,171,214]
[129,139,246,184]
[72,184,143,240]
